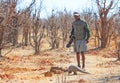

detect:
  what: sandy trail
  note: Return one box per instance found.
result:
[0,48,120,83]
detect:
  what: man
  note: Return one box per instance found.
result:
[69,12,90,70]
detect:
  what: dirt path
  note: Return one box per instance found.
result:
[0,48,120,83]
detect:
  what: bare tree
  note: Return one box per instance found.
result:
[46,10,61,49]
[96,0,119,48]
[21,0,35,46]
[31,16,45,55]
[30,0,45,55]
[0,0,18,56]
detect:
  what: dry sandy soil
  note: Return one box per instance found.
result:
[0,45,120,83]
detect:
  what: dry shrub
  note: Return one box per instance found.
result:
[87,48,117,58]
[96,61,120,68]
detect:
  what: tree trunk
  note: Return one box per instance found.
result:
[35,42,40,55]
[117,42,120,60]
[55,39,59,48]
[100,19,108,48]
[52,40,55,49]
[0,40,2,56]
[12,17,18,46]
[22,30,29,46]
[101,29,107,48]
[25,33,28,46]
[0,27,3,57]
[95,24,100,48]
[13,29,18,46]
[22,26,29,46]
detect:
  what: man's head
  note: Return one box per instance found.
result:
[73,12,80,20]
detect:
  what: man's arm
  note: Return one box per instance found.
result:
[84,23,90,41]
[66,25,74,48]
[70,25,74,38]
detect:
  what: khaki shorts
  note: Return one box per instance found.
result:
[74,39,87,52]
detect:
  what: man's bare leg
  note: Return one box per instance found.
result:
[76,52,81,68]
[81,51,85,69]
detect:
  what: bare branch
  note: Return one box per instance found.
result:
[107,0,113,10]
[96,0,102,10]
[111,0,120,9]
[103,0,106,9]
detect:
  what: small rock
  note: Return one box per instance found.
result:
[44,71,52,77]
[49,79,53,81]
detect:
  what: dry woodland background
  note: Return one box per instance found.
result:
[0,0,120,83]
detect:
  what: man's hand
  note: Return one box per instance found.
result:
[69,35,75,39]
[86,40,89,43]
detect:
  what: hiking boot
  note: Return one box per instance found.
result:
[82,65,85,71]
[78,65,81,68]
[82,66,86,71]
[82,68,86,71]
